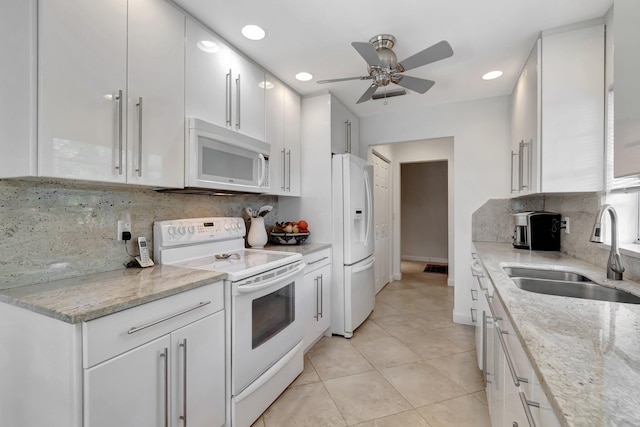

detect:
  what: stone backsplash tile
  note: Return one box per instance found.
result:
[0,179,278,290]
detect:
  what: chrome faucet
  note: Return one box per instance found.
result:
[590,204,625,280]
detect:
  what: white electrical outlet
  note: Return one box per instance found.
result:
[563,217,570,234]
[117,213,132,241]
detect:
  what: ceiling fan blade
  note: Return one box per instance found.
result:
[356,84,378,104]
[351,42,382,67]
[394,75,435,94]
[397,40,453,72]
[317,76,371,84]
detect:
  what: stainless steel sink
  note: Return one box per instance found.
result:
[503,266,593,283]
[510,277,640,304]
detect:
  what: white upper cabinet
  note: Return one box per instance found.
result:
[266,75,301,196]
[186,18,266,142]
[510,22,605,195]
[330,95,360,156]
[37,0,185,187]
[614,0,640,177]
[0,0,37,178]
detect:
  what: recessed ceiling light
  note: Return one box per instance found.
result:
[295,72,313,82]
[242,25,266,41]
[197,40,220,53]
[482,70,503,80]
[259,81,275,89]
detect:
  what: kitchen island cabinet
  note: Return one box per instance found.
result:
[0,266,226,427]
[473,242,640,427]
[510,21,605,196]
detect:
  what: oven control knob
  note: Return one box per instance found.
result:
[224,223,231,230]
[187,226,195,234]
[167,226,176,236]
[178,226,186,235]
[230,223,237,230]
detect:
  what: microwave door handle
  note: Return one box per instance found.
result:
[258,154,266,187]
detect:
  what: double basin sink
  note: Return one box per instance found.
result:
[504,266,640,304]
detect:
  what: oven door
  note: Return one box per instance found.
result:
[231,262,305,394]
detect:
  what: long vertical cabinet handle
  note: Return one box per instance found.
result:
[482,311,489,385]
[313,277,319,320]
[521,140,529,190]
[528,139,533,192]
[518,140,524,191]
[236,74,241,130]
[225,70,232,126]
[510,150,517,193]
[347,121,352,153]
[344,120,350,153]
[281,149,286,191]
[319,274,324,318]
[160,348,169,427]
[136,97,143,177]
[115,90,124,175]
[519,391,540,427]
[286,150,291,191]
[179,339,188,426]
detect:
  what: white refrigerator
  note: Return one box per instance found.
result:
[331,154,375,338]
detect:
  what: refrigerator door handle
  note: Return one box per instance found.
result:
[363,167,373,248]
[352,257,375,273]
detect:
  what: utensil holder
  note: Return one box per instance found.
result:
[247,217,268,248]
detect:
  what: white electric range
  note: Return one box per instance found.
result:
[153,217,305,427]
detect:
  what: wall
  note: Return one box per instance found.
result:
[361,95,511,325]
[400,161,448,263]
[0,179,277,290]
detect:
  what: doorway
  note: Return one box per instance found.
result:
[400,161,449,269]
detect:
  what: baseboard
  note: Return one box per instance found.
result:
[447,278,455,287]
[393,272,402,281]
[401,255,448,264]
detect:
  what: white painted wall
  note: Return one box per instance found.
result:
[361,95,511,324]
[400,161,448,263]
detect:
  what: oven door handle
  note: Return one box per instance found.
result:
[236,263,306,294]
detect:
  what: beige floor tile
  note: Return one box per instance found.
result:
[431,325,477,351]
[416,394,491,427]
[324,371,412,425]
[380,280,417,291]
[250,416,265,427]
[263,382,347,427]
[380,360,468,407]
[289,355,320,387]
[351,410,432,427]
[472,390,488,405]
[353,336,421,369]
[396,330,467,360]
[369,301,399,319]
[306,336,374,380]
[427,351,484,393]
[349,319,391,344]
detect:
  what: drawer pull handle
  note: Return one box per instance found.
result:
[180,339,188,426]
[127,301,211,335]
[161,348,169,427]
[308,256,329,265]
[496,324,521,387]
[519,391,539,427]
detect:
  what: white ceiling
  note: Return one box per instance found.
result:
[173,0,612,118]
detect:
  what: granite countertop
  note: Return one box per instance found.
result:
[264,242,331,256]
[473,242,640,427]
[0,265,226,324]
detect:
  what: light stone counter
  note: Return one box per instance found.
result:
[264,242,331,256]
[0,265,226,324]
[474,242,640,427]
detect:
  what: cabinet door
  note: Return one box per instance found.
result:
[302,271,316,351]
[265,76,286,194]
[330,96,350,154]
[127,0,185,188]
[315,264,331,334]
[232,54,266,141]
[284,86,301,196]
[38,0,128,182]
[185,18,232,129]
[84,335,171,427]
[172,312,226,427]
[614,0,640,177]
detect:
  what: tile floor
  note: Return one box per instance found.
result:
[251,261,491,427]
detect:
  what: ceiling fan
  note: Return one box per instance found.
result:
[318,34,454,104]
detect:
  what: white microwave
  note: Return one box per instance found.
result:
[186,118,270,193]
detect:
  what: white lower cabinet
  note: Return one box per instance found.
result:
[302,249,331,352]
[478,268,561,427]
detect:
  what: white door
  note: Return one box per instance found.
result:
[39,0,128,182]
[172,313,226,427]
[344,255,375,337]
[372,152,391,294]
[341,154,374,265]
[84,336,171,427]
[232,53,266,141]
[127,0,185,188]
